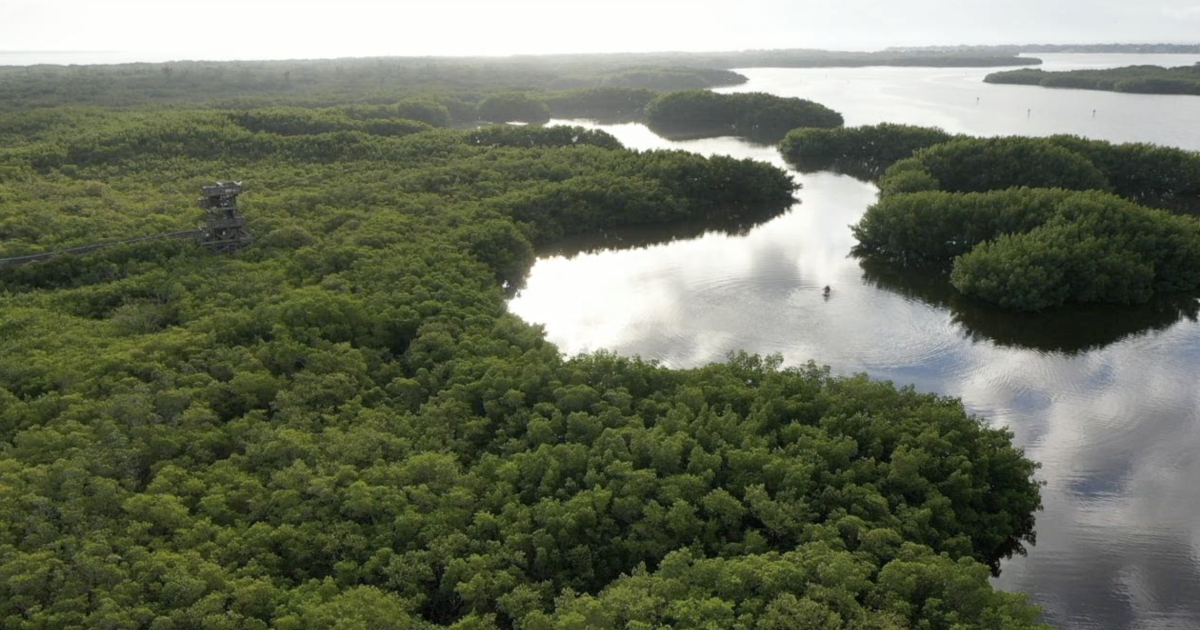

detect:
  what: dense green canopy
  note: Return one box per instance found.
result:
[779,124,955,179]
[477,93,553,125]
[0,51,1037,112]
[541,87,658,123]
[781,126,1200,213]
[0,59,746,114]
[1,79,1042,628]
[850,135,1200,311]
[646,91,843,143]
[1042,134,1200,212]
[884,137,1113,194]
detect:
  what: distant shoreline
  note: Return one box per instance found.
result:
[4,44,1197,70]
[985,64,1200,96]
[0,48,1040,69]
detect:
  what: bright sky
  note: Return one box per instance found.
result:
[2,0,1199,60]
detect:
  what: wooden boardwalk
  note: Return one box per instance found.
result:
[0,229,203,268]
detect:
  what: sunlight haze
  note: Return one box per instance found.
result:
[3,0,1200,62]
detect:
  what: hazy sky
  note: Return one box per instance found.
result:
[2,0,1199,60]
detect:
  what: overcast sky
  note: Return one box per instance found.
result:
[2,0,1199,60]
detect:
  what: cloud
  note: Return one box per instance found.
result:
[1164,4,1200,19]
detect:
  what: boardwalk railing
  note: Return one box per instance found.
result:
[0,229,203,268]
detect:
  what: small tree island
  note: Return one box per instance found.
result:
[984,63,1200,96]
[646,90,844,143]
[842,134,1200,311]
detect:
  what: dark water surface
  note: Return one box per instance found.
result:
[510,55,1200,629]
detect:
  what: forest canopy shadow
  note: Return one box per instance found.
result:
[858,256,1200,354]
[532,201,795,262]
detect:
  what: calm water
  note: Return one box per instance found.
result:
[510,54,1200,630]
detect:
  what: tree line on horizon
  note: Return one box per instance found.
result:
[0,46,1042,115]
[892,43,1200,55]
[985,63,1200,96]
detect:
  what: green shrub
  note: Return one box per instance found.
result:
[645,90,842,142]
[476,92,551,124]
[905,137,1111,193]
[465,125,623,150]
[780,123,954,178]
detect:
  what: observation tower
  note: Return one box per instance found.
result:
[198,181,253,252]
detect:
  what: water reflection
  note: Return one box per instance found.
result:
[540,200,792,259]
[785,156,882,181]
[646,125,791,146]
[858,257,1200,354]
[522,56,1200,629]
[987,326,1200,630]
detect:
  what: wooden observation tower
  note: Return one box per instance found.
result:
[198,181,253,252]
